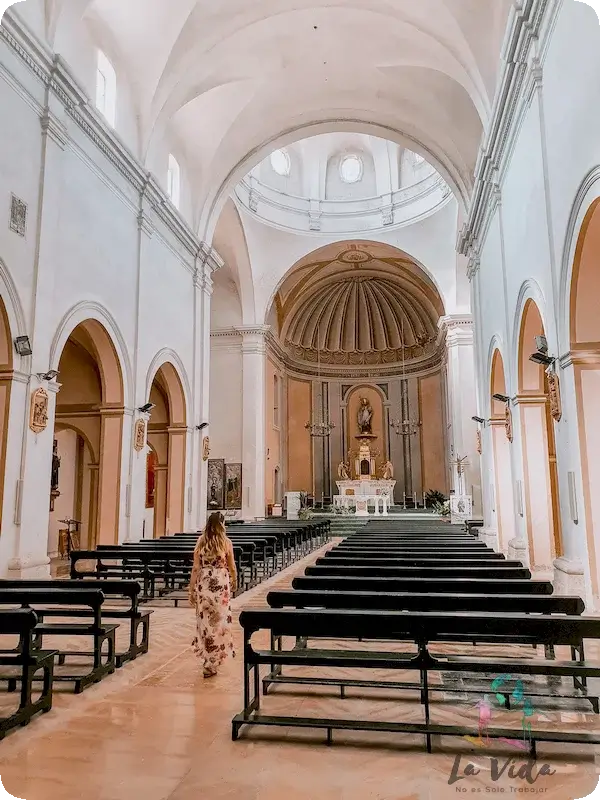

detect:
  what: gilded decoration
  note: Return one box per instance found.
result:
[202,436,211,461]
[505,405,513,443]
[134,419,146,452]
[476,428,482,455]
[547,371,562,423]
[30,387,49,434]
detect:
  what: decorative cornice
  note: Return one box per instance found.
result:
[211,325,270,339]
[458,0,553,265]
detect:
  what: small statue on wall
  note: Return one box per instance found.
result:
[547,370,562,422]
[202,436,210,461]
[134,419,146,452]
[30,387,49,434]
[51,438,61,492]
[380,460,394,480]
[505,405,513,443]
[357,398,373,435]
[338,461,350,480]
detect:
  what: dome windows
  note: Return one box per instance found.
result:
[270,149,291,177]
[340,154,363,183]
[413,153,425,166]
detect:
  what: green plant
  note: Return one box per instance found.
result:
[298,507,314,520]
[425,489,447,506]
[432,500,450,516]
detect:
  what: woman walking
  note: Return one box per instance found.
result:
[188,511,236,677]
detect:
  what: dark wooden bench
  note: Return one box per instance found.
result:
[0,609,55,738]
[0,587,116,693]
[320,556,523,568]
[304,564,532,579]
[330,548,505,560]
[0,579,151,668]
[232,608,600,756]
[293,575,553,594]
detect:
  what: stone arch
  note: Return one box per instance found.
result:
[50,302,132,409]
[566,194,600,601]
[49,316,126,550]
[0,293,13,536]
[145,357,189,536]
[516,298,562,570]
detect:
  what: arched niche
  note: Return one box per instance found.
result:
[516,299,562,569]
[146,362,188,537]
[568,198,600,600]
[50,319,125,552]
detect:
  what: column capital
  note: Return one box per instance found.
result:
[240,325,270,355]
[439,314,474,347]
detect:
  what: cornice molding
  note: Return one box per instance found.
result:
[458,0,553,266]
[0,11,212,264]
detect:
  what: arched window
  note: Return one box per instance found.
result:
[167,154,181,208]
[413,152,425,167]
[340,154,363,183]
[96,50,116,127]
[273,374,280,427]
[270,149,291,177]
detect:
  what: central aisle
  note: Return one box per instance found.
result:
[1,541,598,800]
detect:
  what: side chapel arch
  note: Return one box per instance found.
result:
[516,298,562,570]
[489,347,516,552]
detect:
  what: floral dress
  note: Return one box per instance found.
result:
[191,552,235,671]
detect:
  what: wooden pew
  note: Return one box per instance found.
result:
[232,608,600,756]
[0,579,151,667]
[304,564,532,579]
[292,575,553,594]
[330,548,505,559]
[318,556,524,568]
[0,609,55,738]
[0,587,116,693]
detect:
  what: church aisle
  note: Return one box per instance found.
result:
[0,540,598,800]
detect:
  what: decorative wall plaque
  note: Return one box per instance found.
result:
[476,428,482,455]
[202,436,210,461]
[30,387,49,433]
[547,370,562,422]
[10,194,27,237]
[134,419,146,451]
[505,405,513,443]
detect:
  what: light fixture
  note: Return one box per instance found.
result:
[304,316,335,438]
[390,316,421,437]
[529,351,555,367]
[138,403,156,414]
[471,416,486,425]
[14,336,32,357]
[37,370,59,382]
[492,393,510,404]
[196,422,209,431]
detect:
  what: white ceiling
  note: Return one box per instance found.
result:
[47,0,514,236]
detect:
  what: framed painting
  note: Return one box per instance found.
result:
[225,463,242,510]
[207,459,225,510]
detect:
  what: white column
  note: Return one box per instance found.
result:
[241,326,269,521]
[193,246,222,532]
[7,97,68,577]
[440,315,482,518]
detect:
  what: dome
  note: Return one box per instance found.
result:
[278,244,444,368]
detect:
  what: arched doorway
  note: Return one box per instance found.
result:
[569,198,600,598]
[0,296,13,535]
[517,300,562,570]
[48,320,124,553]
[146,363,187,537]
[490,349,515,552]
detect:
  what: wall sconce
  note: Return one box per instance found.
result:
[492,393,510,404]
[14,336,32,357]
[529,335,556,367]
[138,403,156,413]
[471,416,489,426]
[37,370,59,382]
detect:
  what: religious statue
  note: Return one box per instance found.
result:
[505,405,513,443]
[51,439,61,492]
[338,461,350,480]
[202,436,210,461]
[357,398,373,435]
[380,460,394,480]
[134,419,146,452]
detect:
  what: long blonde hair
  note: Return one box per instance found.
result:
[194,512,228,561]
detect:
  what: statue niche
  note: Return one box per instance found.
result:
[357,397,374,436]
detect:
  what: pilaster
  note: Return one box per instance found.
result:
[240,326,269,521]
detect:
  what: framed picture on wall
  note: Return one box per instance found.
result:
[207,459,225,510]
[225,463,242,509]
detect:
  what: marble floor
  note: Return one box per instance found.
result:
[1,545,600,800]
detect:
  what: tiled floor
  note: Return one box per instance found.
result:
[1,544,600,800]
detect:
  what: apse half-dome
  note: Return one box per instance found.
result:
[277,243,444,369]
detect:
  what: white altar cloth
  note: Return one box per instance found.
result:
[334,494,390,516]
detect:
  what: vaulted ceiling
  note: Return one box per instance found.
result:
[47,0,514,235]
